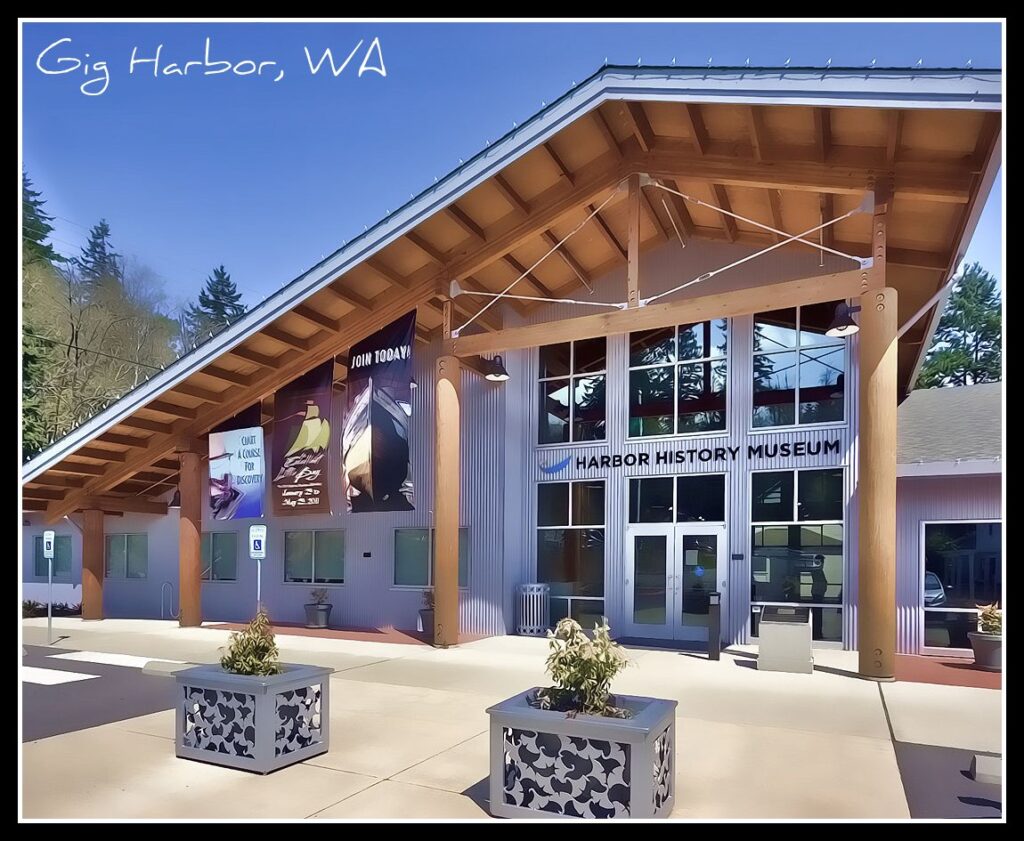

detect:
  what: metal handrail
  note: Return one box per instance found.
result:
[160,581,179,620]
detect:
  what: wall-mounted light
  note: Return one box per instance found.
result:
[410,377,418,390]
[169,489,181,509]
[484,355,510,382]
[826,302,861,338]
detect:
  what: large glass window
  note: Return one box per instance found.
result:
[284,530,344,584]
[922,521,1002,649]
[537,480,605,625]
[629,319,728,437]
[33,535,72,579]
[538,339,606,444]
[201,532,237,581]
[752,302,845,428]
[750,469,845,642]
[105,534,148,579]
[629,475,726,523]
[394,528,469,588]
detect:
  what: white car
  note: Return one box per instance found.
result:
[924,571,947,607]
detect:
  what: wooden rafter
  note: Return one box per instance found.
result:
[540,230,592,289]
[813,108,832,162]
[27,474,86,488]
[83,496,168,515]
[228,345,284,369]
[119,416,175,435]
[446,205,485,242]
[681,104,709,155]
[503,254,555,298]
[169,382,223,404]
[292,304,339,333]
[321,282,374,312]
[541,142,575,186]
[260,326,312,352]
[767,188,785,243]
[591,109,622,159]
[710,184,737,242]
[639,186,669,241]
[405,231,448,266]
[201,364,254,387]
[820,193,835,250]
[623,102,655,152]
[659,180,695,240]
[365,257,411,290]
[492,174,531,216]
[145,400,197,420]
[746,106,769,161]
[76,446,127,462]
[887,111,903,166]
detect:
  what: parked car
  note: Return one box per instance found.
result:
[923,571,947,607]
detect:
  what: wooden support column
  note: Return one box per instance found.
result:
[626,173,641,308]
[81,509,105,620]
[433,351,461,648]
[178,450,203,627]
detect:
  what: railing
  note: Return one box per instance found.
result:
[160,581,179,620]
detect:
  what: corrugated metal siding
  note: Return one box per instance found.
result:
[513,239,860,647]
[895,474,1002,653]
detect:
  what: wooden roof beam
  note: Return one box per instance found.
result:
[228,345,286,370]
[200,364,256,388]
[293,304,340,333]
[682,104,709,155]
[76,446,127,462]
[767,188,785,243]
[83,496,168,516]
[260,326,314,352]
[887,111,903,166]
[446,205,485,243]
[25,474,86,488]
[542,142,575,186]
[814,108,832,162]
[405,231,448,267]
[540,230,593,289]
[589,204,628,260]
[321,282,375,312]
[24,487,66,501]
[492,174,531,215]
[710,184,737,242]
[366,257,412,290]
[820,193,835,250]
[639,186,670,241]
[119,416,176,435]
[455,275,525,320]
[746,106,769,161]
[591,109,622,159]
[623,102,656,153]
[502,254,555,299]
[50,461,107,476]
[146,400,198,420]
[168,382,224,405]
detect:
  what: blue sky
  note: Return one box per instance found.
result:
[22,21,1002,312]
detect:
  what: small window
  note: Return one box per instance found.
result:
[394,528,469,588]
[538,339,607,444]
[284,530,344,584]
[629,475,726,523]
[629,477,674,523]
[105,534,148,579]
[797,469,844,521]
[753,302,845,428]
[751,472,794,523]
[33,535,72,579]
[201,532,237,581]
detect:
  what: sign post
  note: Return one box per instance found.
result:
[42,530,55,645]
[248,524,267,612]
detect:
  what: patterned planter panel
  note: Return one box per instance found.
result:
[488,689,677,819]
[175,664,331,774]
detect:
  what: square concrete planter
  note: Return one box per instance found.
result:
[487,688,677,819]
[175,663,332,774]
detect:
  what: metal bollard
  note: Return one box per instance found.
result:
[707,591,721,661]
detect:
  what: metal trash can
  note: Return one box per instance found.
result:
[516,583,550,636]
[757,605,814,673]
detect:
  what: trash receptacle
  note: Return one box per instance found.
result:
[757,605,813,674]
[516,583,550,636]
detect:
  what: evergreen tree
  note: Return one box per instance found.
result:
[76,219,123,289]
[22,173,61,265]
[917,262,1002,388]
[21,330,50,461]
[184,265,245,343]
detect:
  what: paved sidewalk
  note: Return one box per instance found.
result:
[21,618,1001,820]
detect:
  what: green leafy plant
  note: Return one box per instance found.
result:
[220,606,282,676]
[532,618,631,718]
[309,588,330,605]
[22,599,42,618]
[978,603,1002,635]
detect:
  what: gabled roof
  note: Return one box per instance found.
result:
[898,382,1002,472]
[22,64,1003,519]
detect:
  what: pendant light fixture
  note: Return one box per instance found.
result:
[169,489,181,508]
[484,355,510,382]
[825,302,861,338]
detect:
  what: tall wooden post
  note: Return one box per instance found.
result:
[178,450,203,627]
[626,174,641,308]
[434,301,461,647]
[858,187,898,679]
[81,508,105,620]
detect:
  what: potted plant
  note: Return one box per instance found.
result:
[418,588,434,636]
[304,587,333,629]
[487,618,677,819]
[968,603,1001,671]
[174,606,332,773]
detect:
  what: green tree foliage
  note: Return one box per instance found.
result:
[220,606,282,676]
[22,173,61,266]
[917,262,1002,388]
[76,219,123,291]
[184,265,245,346]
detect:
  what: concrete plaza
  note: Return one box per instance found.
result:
[21,618,1002,820]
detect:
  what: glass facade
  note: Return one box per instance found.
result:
[105,534,148,579]
[284,530,345,584]
[201,532,237,581]
[538,339,607,444]
[394,528,469,588]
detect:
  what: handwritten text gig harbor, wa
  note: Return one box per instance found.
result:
[34,36,386,96]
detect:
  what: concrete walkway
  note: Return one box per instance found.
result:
[21,618,1001,820]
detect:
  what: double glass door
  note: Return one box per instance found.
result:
[625,524,726,641]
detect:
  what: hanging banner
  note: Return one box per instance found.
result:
[272,360,334,515]
[343,310,416,512]
[208,426,265,520]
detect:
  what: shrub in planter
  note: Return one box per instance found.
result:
[418,588,435,636]
[487,618,677,819]
[968,603,1002,672]
[22,600,42,618]
[175,606,331,773]
[304,588,333,629]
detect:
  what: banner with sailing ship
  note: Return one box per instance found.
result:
[271,360,335,515]
[343,310,416,513]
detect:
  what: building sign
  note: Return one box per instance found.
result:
[342,310,416,513]
[248,524,267,560]
[272,360,335,515]
[550,439,842,472]
[208,426,265,519]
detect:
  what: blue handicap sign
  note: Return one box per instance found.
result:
[694,565,705,577]
[253,539,262,551]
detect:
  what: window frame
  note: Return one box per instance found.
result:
[537,339,608,446]
[627,472,729,524]
[392,527,471,590]
[748,467,847,646]
[282,529,346,585]
[200,531,238,583]
[627,319,730,441]
[919,518,1002,655]
[33,534,73,581]
[104,533,149,581]
[535,479,607,622]
[750,304,848,432]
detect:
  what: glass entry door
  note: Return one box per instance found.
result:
[625,524,726,642]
